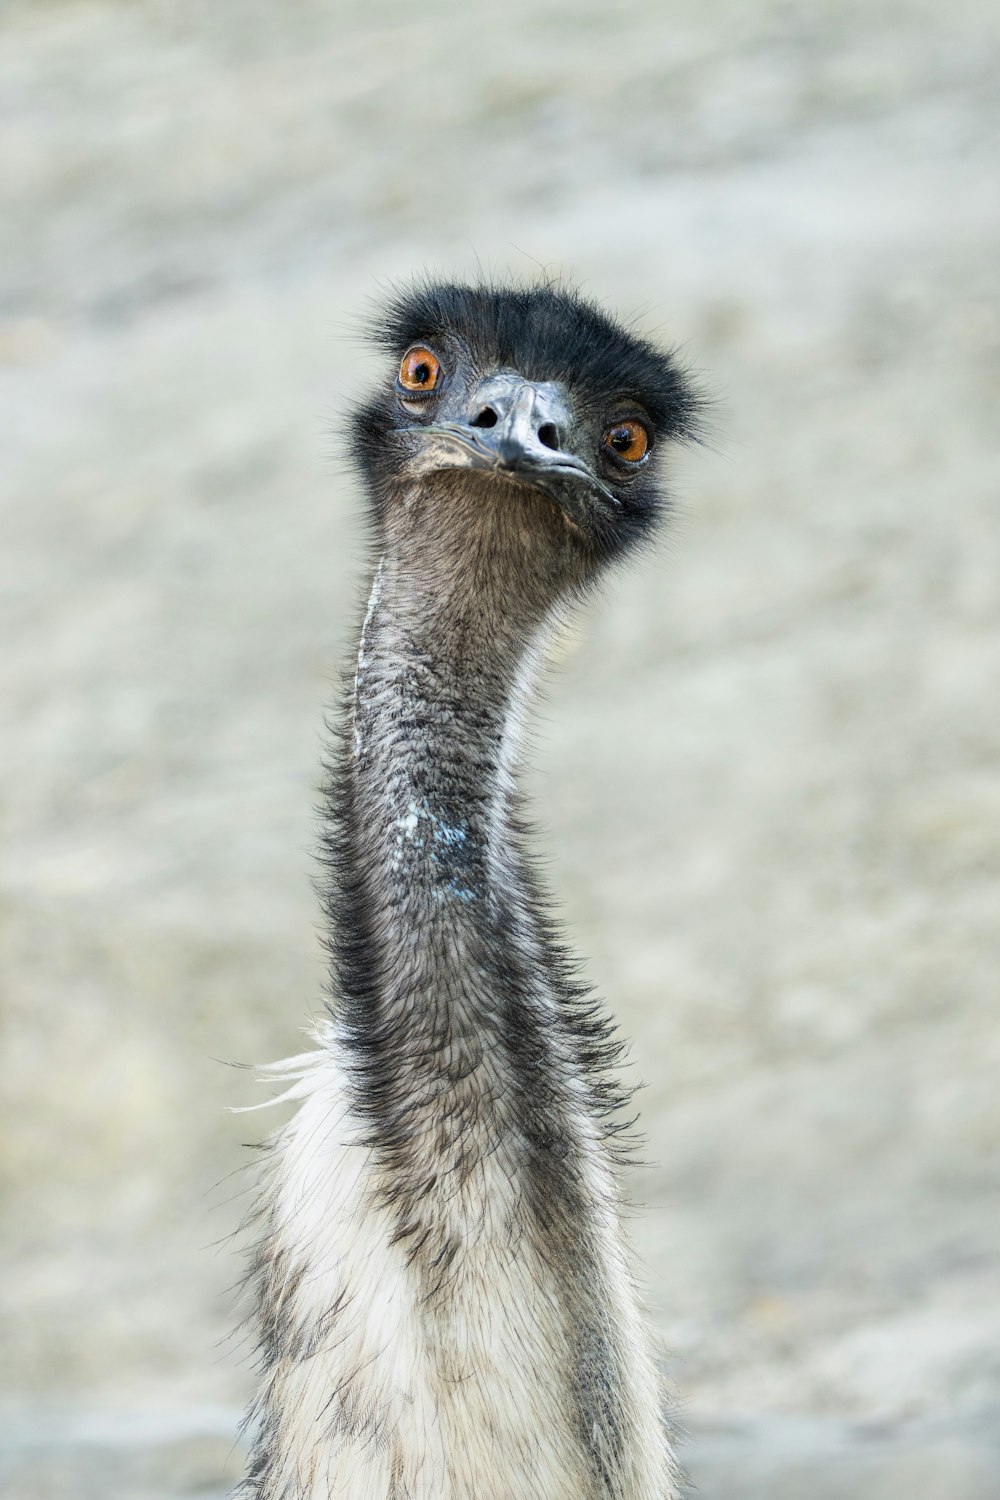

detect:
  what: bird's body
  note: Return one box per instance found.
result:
[240,283,698,1499]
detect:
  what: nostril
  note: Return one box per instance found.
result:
[537,423,560,451]
[470,406,498,428]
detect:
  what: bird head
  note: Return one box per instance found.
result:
[351,281,699,577]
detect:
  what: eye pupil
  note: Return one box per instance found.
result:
[413,363,430,384]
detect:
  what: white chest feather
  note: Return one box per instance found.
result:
[245,1038,674,1500]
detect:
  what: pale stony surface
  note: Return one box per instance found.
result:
[1,0,999,1495]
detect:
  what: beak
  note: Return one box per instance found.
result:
[402,372,622,517]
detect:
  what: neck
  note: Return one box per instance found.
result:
[335,533,582,1173]
[329,478,604,1163]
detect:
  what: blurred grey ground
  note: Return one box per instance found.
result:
[1,0,999,1495]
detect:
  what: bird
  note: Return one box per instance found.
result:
[238,279,700,1499]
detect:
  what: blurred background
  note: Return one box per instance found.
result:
[2,1,999,1495]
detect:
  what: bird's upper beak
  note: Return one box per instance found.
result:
[401,372,621,520]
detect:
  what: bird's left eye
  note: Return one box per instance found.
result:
[603,420,650,463]
[398,346,442,393]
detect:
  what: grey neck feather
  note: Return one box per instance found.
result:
[336,476,599,1173]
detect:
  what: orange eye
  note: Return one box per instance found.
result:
[603,420,649,463]
[398,346,441,393]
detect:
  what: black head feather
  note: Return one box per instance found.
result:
[351,278,700,564]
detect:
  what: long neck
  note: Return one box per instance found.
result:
[330,514,601,1181]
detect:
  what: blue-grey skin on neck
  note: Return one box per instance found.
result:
[343,468,594,1154]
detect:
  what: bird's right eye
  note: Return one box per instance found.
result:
[398,346,442,393]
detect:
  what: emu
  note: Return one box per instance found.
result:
[240,281,699,1498]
